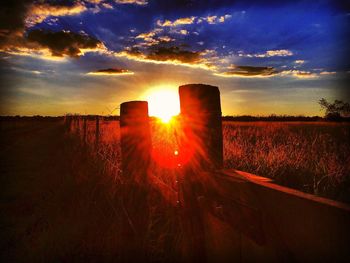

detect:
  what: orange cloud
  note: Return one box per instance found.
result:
[25,2,87,27]
[239,49,293,58]
[115,0,148,5]
[87,68,134,76]
[1,29,106,60]
[115,45,214,70]
[157,16,196,27]
[214,65,279,78]
[197,14,232,24]
[319,71,336,75]
[280,70,318,78]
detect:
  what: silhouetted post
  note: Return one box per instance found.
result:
[69,116,72,132]
[119,101,151,259]
[83,116,87,145]
[76,116,80,136]
[95,116,100,149]
[120,101,151,183]
[179,83,223,170]
[177,84,223,263]
[65,115,71,132]
[73,116,76,132]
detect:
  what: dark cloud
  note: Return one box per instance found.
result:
[0,0,32,46]
[146,45,201,63]
[0,0,89,48]
[88,67,133,75]
[0,1,102,58]
[25,29,102,57]
[216,65,279,77]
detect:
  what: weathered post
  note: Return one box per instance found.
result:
[65,115,71,132]
[120,101,151,183]
[76,115,80,136]
[177,84,223,263]
[119,101,151,259]
[179,83,223,170]
[95,115,100,149]
[83,116,87,145]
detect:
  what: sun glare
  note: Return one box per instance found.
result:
[145,88,180,123]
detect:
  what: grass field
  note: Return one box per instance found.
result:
[223,121,350,202]
[1,120,184,261]
[1,118,349,261]
[71,119,350,203]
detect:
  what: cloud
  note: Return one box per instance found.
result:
[26,29,104,57]
[280,70,318,78]
[0,0,32,47]
[101,3,114,9]
[157,16,196,27]
[136,31,156,40]
[115,45,213,70]
[239,49,293,58]
[134,29,175,47]
[319,71,337,75]
[11,66,42,75]
[218,14,232,23]
[214,65,279,77]
[1,29,105,59]
[145,46,200,63]
[0,0,98,54]
[25,2,87,27]
[86,0,103,3]
[158,36,174,42]
[156,14,231,27]
[87,68,134,76]
[178,29,189,35]
[200,14,232,24]
[115,0,148,5]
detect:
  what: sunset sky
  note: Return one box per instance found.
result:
[0,0,349,116]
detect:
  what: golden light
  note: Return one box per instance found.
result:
[144,87,180,123]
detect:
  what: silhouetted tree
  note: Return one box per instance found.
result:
[319,98,350,120]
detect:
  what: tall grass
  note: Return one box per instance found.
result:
[70,118,185,262]
[73,119,350,203]
[223,121,350,202]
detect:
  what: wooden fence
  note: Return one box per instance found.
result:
[65,84,350,262]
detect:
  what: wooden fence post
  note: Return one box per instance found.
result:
[76,116,80,136]
[95,116,100,149]
[179,83,223,170]
[83,116,87,145]
[177,84,223,262]
[65,115,71,132]
[119,101,151,184]
[119,101,152,259]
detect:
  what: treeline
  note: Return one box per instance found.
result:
[1,114,350,122]
[222,115,350,122]
[0,115,120,121]
[222,115,324,122]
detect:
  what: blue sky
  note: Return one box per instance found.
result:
[0,0,349,116]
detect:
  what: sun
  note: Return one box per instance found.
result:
[144,87,180,123]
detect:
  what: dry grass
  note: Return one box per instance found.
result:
[223,121,350,202]
[74,119,350,203]
[2,118,348,261]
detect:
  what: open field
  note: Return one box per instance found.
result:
[0,120,184,261]
[70,118,350,203]
[223,121,350,202]
[1,118,350,261]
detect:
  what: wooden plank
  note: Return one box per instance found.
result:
[196,170,350,262]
